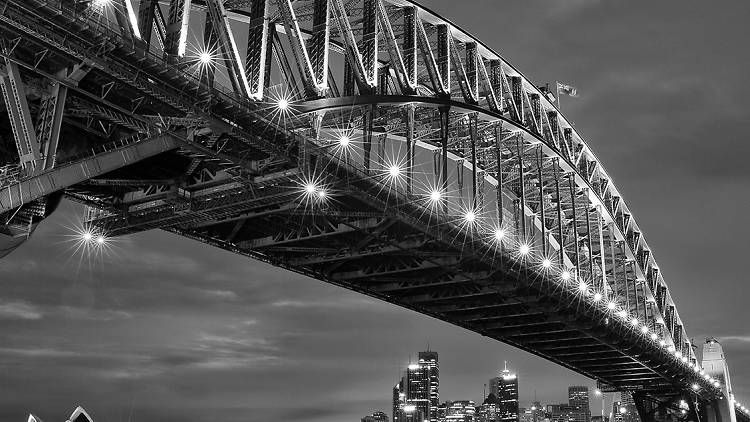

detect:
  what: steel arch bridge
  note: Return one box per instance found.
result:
[0,1,743,421]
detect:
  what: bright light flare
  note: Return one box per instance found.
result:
[494,228,506,242]
[519,244,530,256]
[542,259,552,269]
[199,51,213,64]
[607,301,616,310]
[650,332,658,340]
[277,98,289,111]
[298,177,331,205]
[388,165,402,178]
[63,219,116,263]
[464,210,476,224]
[429,189,443,203]
[578,281,588,292]
[339,135,351,147]
[593,292,602,302]
[561,270,571,281]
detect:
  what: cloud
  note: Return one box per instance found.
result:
[0,300,43,320]
[718,336,750,344]
[0,347,79,358]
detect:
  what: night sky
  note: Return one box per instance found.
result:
[2,1,750,421]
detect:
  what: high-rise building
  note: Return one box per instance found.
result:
[363,411,390,422]
[420,351,440,422]
[489,362,519,422]
[619,393,639,422]
[530,401,544,422]
[548,403,581,422]
[442,400,476,422]
[397,404,426,422]
[611,401,626,422]
[568,386,591,422]
[395,379,407,422]
[393,351,440,422]
[476,394,500,422]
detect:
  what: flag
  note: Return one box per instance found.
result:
[557,82,579,97]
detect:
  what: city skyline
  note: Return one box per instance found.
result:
[1,1,750,421]
[389,350,609,422]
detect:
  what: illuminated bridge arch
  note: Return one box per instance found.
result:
[0,1,745,420]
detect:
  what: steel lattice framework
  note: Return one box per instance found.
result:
[0,1,744,421]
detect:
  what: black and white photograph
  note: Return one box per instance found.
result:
[1,1,749,422]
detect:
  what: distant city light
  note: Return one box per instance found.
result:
[640,326,648,334]
[619,407,627,414]
[607,301,616,310]
[692,384,700,391]
[305,183,317,194]
[317,189,328,199]
[96,235,106,245]
[630,318,639,327]
[650,333,658,340]
[82,232,93,241]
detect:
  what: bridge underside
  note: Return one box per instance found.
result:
[54,138,684,396]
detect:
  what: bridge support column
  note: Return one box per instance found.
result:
[363,104,374,174]
[438,105,450,212]
[404,104,415,194]
[705,398,736,422]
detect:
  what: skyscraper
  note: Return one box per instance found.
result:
[419,351,440,422]
[393,351,440,422]
[568,386,591,422]
[489,362,518,422]
[619,392,639,422]
[477,394,500,422]
[395,379,407,422]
